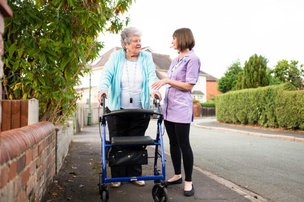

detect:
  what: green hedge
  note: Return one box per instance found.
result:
[201,101,215,108]
[276,91,304,129]
[215,83,304,129]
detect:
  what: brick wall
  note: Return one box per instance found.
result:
[0,122,56,202]
[206,80,220,101]
[1,99,39,132]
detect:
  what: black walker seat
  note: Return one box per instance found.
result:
[111,136,154,146]
[103,108,159,117]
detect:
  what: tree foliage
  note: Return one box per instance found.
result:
[241,54,269,89]
[217,61,243,93]
[235,71,244,90]
[3,0,133,124]
[271,60,304,89]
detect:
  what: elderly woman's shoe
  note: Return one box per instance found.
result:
[166,177,183,185]
[184,185,195,197]
[111,182,121,188]
[133,180,145,186]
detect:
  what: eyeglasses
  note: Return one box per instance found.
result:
[131,39,141,43]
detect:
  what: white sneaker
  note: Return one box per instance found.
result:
[133,180,145,186]
[111,182,121,188]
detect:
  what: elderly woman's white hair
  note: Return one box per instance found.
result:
[120,27,142,51]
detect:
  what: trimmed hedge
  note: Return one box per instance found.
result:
[201,102,215,108]
[215,83,304,129]
[276,91,304,129]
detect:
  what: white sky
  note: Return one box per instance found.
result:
[98,0,304,78]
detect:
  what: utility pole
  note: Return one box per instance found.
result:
[87,72,92,125]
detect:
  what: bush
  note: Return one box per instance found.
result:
[201,101,215,108]
[276,91,304,129]
[215,83,303,130]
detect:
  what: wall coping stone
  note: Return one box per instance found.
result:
[0,121,55,164]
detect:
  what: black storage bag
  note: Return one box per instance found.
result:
[108,148,148,167]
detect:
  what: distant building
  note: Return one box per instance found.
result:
[205,74,220,101]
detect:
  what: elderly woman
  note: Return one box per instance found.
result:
[98,27,161,188]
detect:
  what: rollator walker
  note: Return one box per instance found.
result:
[98,94,168,202]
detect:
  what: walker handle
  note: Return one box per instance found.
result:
[153,94,161,113]
[101,93,107,114]
[154,94,160,100]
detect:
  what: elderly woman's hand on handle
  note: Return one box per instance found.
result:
[98,89,108,105]
[151,91,162,101]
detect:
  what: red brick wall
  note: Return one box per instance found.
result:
[1,100,29,132]
[0,122,56,202]
[206,81,220,101]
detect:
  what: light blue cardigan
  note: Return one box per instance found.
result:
[98,49,158,110]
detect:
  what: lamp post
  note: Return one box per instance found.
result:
[87,72,92,126]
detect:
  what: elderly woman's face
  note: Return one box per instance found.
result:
[125,35,141,56]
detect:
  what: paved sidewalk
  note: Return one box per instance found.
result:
[42,121,263,202]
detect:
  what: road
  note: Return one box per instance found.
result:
[146,119,304,202]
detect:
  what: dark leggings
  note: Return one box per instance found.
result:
[164,120,193,181]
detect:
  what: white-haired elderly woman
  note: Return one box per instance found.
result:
[98,27,161,188]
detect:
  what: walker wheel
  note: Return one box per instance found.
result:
[101,190,109,202]
[98,178,108,195]
[152,184,168,202]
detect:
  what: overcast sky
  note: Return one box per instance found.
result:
[98,0,304,78]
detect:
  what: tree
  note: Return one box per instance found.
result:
[235,71,244,90]
[265,68,281,86]
[217,60,243,93]
[272,60,304,89]
[242,54,269,89]
[3,0,133,124]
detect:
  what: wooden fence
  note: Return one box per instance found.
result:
[202,107,216,116]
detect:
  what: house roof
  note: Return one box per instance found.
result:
[91,47,120,67]
[192,90,204,95]
[151,52,172,70]
[205,74,218,81]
